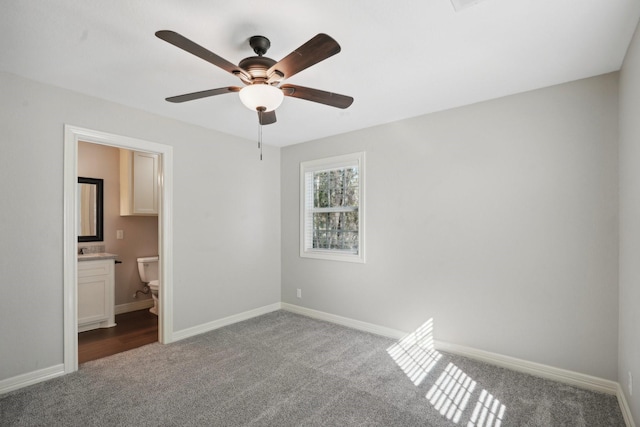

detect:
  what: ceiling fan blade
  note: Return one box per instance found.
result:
[280,84,354,109]
[156,30,249,80]
[258,110,277,125]
[267,34,341,80]
[165,86,241,103]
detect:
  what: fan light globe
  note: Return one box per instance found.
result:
[239,84,284,112]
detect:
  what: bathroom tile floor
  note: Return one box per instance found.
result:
[78,309,158,364]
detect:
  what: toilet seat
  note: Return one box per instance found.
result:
[148,280,159,291]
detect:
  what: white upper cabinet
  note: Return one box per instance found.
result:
[120,149,158,216]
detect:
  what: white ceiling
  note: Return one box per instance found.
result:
[2,0,639,147]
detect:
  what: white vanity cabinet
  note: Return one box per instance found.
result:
[78,258,116,332]
[120,149,159,216]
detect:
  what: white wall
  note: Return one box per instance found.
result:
[619,18,640,422]
[281,73,619,380]
[0,71,281,381]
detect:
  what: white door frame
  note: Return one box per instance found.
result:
[63,125,174,373]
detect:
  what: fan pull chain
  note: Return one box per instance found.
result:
[257,107,265,161]
[258,121,263,161]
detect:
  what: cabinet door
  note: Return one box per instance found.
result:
[120,150,159,216]
[78,261,111,326]
[78,260,115,331]
[78,274,109,325]
[132,151,158,215]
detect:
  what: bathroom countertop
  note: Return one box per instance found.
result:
[78,252,118,262]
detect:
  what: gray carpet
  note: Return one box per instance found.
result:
[0,310,625,426]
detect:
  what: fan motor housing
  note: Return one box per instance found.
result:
[239,56,277,81]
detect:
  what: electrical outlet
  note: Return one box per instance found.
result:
[116,230,124,240]
[296,288,302,299]
[629,371,633,396]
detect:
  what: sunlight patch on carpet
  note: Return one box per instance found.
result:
[427,362,476,423]
[387,319,442,386]
[387,318,508,425]
[468,389,506,427]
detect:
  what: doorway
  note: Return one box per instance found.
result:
[63,125,174,374]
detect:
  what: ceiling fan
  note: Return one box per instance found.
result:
[155,30,354,126]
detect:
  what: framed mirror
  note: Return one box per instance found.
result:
[78,177,104,242]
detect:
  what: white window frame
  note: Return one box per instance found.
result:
[300,152,365,263]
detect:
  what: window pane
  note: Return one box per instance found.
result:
[312,211,359,251]
[314,171,329,208]
[313,167,358,209]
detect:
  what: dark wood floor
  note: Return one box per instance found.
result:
[78,309,158,364]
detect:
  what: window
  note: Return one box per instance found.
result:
[300,152,365,263]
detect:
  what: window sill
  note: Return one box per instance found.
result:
[300,249,365,263]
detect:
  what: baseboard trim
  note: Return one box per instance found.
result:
[617,383,636,427]
[281,303,620,397]
[172,302,282,342]
[434,340,619,395]
[115,299,154,315]
[0,364,65,395]
[281,303,406,339]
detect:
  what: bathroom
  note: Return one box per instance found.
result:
[77,140,159,362]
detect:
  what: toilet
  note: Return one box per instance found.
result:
[137,256,159,316]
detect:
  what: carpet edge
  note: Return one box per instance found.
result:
[617,383,637,427]
[0,364,65,395]
[172,302,282,342]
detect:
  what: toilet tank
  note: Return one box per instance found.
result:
[137,256,159,283]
